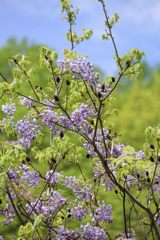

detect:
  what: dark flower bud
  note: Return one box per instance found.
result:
[67,214,72,218]
[126,60,130,68]
[86,154,90,158]
[66,80,70,86]
[91,120,94,125]
[150,144,154,150]
[68,209,71,212]
[26,157,30,162]
[62,153,66,159]
[108,129,111,134]
[147,177,150,183]
[146,171,149,176]
[45,55,48,60]
[115,189,118,194]
[61,216,64,220]
[56,77,60,83]
[60,131,64,138]
[22,160,26,164]
[101,84,105,91]
[51,157,56,163]
[111,77,115,82]
[0,199,2,204]
[54,95,59,101]
[94,179,96,183]
[13,59,18,64]
[98,92,102,98]
[35,86,38,89]
[155,180,159,185]
[137,173,140,179]
[39,86,42,90]
[158,156,160,162]
[150,156,154,162]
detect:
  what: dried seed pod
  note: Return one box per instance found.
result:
[111,77,115,82]
[26,157,30,162]
[51,158,56,163]
[150,144,154,150]
[126,60,130,68]
[56,77,60,83]
[66,80,70,85]
[60,131,64,138]
[150,156,154,162]
[54,95,59,101]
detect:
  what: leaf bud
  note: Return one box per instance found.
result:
[150,144,154,150]
[54,95,59,102]
[137,173,140,179]
[26,157,30,162]
[66,80,70,86]
[101,84,105,91]
[67,214,72,218]
[51,157,56,163]
[0,199,2,204]
[147,177,150,183]
[45,55,48,60]
[111,77,115,82]
[60,131,64,138]
[126,60,130,68]
[115,189,118,194]
[56,77,60,83]
[91,119,94,125]
[146,171,149,176]
[98,92,102,98]
[86,154,90,158]
[150,156,154,162]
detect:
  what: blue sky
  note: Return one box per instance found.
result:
[1,0,160,76]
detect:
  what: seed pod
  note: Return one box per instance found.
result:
[67,214,72,218]
[101,84,105,91]
[0,199,2,204]
[150,144,154,150]
[66,80,70,86]
[126,60,130,68]
[111,77,115,82]
[86,154,90,158]
[60,131,64,138]
[115,189,118,194]
[137,173,140,179]
[54,95,59,101]
[91,119,94,125]
[150,156,154,162]
[98,92,102,98]
[61,216,64,220]
[51,157,56,163]
[146,171,149,176]
[56,77,60,83]
[26,157,30,162]
[45,55,48,60]
[147,177,150,183]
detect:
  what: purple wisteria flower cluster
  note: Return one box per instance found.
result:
[57,57,99,87]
